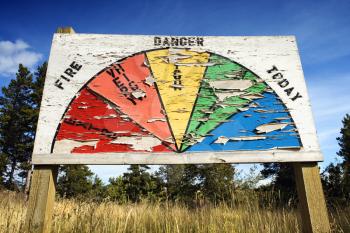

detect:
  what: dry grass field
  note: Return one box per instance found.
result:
[0,190,349,233]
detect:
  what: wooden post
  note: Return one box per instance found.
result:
[24,166,58,233]
[294,162,331,233]
[24,27,75,233]
[56,27,75,34]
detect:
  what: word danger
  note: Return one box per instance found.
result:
[54,61,82,90]
[154,36,204,47]
[267,66,302,101]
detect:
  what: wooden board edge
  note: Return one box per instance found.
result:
[32,150,323,164]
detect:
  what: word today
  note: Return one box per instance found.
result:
[267,65,302,101]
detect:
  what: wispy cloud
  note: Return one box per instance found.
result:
[308,73,350,122]
[283,1,350,64]
[307,72,350,165]
[0,39,42,76]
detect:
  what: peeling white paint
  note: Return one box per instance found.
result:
[164,137,175,143]
[143,60,150,68]
[110,136,162,152]
[249,102,259,108]
[170,84,184,89]
[93,114,118,119]
[254,109,277,113]
[214,136,230,145]
[131,89,146,99]
[215,91,244,101]
[241,93,265,100]
[196,137,205,143]
[256,123,288,134]
[200,109,214,114]
[224,70,244,78]
[274,117,291,121]
[112,131,130,134]
[168,51,192,63]
[175,62,216,67]
[230,135,267,141]
[238,107,249,112]
[209,80,253,91]
[144,75,156,86]
[53,139,98,153]
[147,118,167,123]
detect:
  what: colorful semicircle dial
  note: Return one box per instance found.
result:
[53,48,302,153]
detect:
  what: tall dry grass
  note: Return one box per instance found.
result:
[0,190,349,233]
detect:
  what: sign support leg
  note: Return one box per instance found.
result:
[293,162,330,233]
[24,27,74,233]
[24,165,58,233]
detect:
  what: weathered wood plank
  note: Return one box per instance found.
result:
[294,162,330,233]
[24,166,58,233]
[32,150,323,165]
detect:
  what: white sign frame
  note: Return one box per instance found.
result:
[32,34,322,164]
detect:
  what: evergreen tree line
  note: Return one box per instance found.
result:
[0,63,349,206]
[57,164,235,204]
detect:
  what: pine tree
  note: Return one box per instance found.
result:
[0,152,7,186]
[24,62,48,194]
[106,176,127,202]
[199,164,235,202]
[57,165,94,198]
[322,163,344,202]
[157,165,200,203]
[157,164,235,204]
[123,165,157,202]
[337,114,350,199]
[260,163,296,202]
[89,175,107,201]
[31,62,47,129]
[0,65,35,189]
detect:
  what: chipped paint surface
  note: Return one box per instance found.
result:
[54,88,174,153]
[146,49,210,149]
[32,34,323,163]
[53,139,98,153]
[87,53,175,149]
[53,48,301,154]
[256,122,288,134]
[187,92,301,152]
[111,136,163,152]
[230,136,266,141]
[181,55,268,151]
[214,136,230,145]
[209,80,253,91]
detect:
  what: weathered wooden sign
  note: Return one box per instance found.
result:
[26,29,330,233]
[32,34,323,164]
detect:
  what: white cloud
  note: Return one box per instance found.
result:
[0,39,42,76]
[308,73,350,123]
[281,1,350,64]
[306,72,350,166]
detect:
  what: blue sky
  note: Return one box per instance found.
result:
[1,0,349,182]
